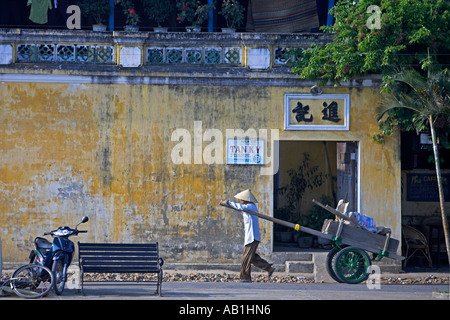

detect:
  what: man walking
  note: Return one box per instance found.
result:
[220,189,275,282]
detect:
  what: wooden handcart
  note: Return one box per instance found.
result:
[221,199,405,284]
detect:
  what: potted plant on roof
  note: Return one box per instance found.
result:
[176,0,215,32]
[140,0,173,32]
[120,0,141,31]
[219,0,244,32]
[78,0,112,31]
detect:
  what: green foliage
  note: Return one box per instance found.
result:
[375,68,450,164]
[140,0,173,26]
[176,0,215,26]
[121,0,141,26]
[373,107,421,143]
[305,195,334,231]
[289,0,450,86]
[219,0,245,29]
[78,0,112,25]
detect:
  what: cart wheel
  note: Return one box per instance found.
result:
[333,246,371,284]
[326,247,343,283]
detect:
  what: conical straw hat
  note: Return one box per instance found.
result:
[234,189,258,203]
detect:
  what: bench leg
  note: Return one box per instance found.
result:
[154,279,160,296]
[157,270,163,296]
[79,269,85,295]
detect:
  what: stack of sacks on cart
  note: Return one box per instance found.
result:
[344,211,391,235]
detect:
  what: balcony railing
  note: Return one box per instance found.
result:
[17,43,115,64]
[0,29,334,70]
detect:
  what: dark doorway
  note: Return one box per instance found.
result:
[273,140,359,251]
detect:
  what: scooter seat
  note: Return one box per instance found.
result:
[35,237,52,251]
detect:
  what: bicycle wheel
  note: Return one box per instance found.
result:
[325,247,343,283]
[333,246,371,284]
[11,264,54,299]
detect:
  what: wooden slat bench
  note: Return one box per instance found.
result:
[78,242,164,296]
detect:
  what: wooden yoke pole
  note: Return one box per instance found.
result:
[220,202,330,239]
[312,199,352,223]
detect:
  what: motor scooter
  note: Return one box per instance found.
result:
[29,216,88,295]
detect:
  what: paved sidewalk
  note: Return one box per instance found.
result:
[1,268,448,301]
[2,281,449,301]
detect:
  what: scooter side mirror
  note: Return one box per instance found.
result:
[76,216,89,229]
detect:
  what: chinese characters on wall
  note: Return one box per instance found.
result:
[285,94,350,131]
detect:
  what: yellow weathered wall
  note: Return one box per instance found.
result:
[0,80,401,264]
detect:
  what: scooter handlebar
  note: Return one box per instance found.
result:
[43,229,88,236]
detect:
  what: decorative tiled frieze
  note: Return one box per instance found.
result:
[16,43,114,63]
[274,47,291,65]
[11,42,300,68]
[0,30,331,68]
[185,47,202,64]
[204,47,221,64]
[224,47,241,65]
[167,47,183,64]
[145,46,241,65]
[56,44,75,62]
[147,47,164,64]
[274,47,303,65]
